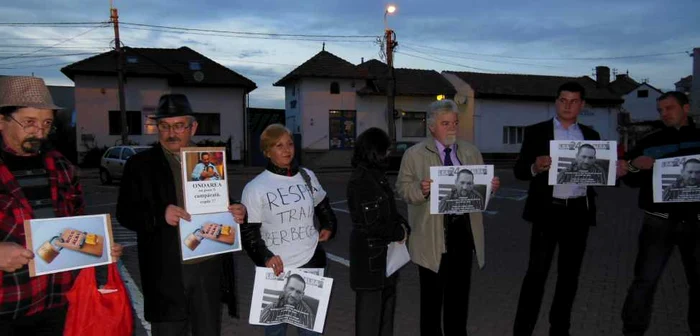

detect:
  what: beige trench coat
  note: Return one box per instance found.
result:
[396,137,486,273]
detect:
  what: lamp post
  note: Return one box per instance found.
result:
[384,4,397,143]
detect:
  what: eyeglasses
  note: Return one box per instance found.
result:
[157,122,192,133]
[8,115,56,134]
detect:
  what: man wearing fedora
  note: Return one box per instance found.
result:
[0,76,123,334]
[117,93,245,336]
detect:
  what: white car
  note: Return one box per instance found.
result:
[99,146,150,184]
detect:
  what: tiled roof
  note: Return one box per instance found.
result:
[445,71,623,104]
[608,75,641,95]
[356,59,456,97]
[61,46,256,92]
[273,50,362,86]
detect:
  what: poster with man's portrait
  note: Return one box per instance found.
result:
[653,154,700,203]
[548,140,617,186]
[180,147,229,214]
[249,267,333,333]
[429,165,493,214]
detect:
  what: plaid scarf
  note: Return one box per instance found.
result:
[0,145,83,319]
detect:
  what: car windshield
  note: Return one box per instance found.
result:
[134,147,149,153]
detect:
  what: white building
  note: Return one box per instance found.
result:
[609,73,663,122]
[443,67,624,155]
[274,50,455,166]
[61,46,256,161]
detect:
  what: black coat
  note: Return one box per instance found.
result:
[347,165,409,291]
[514,119,600,226]
[115,144,190,322]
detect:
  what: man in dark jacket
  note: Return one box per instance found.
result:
[620,91,700,336]
[116,94,245,336]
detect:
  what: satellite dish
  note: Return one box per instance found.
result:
[193,71,204,82]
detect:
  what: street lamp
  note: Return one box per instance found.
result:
[384,4,398,142]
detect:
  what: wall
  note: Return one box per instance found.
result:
[621,84,662,122]
[297,78,357,150]
[74,75,246,160]
[356,95,436,143]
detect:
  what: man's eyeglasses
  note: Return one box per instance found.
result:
[157,122,192,133]
[8,115,56,134]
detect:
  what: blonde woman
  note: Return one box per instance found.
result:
[241,124,337,336]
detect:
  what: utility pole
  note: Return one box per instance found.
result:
[111,5,128,145]
[385,28,397,143]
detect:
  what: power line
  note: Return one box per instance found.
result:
[0,22,107,26]
[0,52,102,66]
[396,50,502,73]
[399,45,561,69]
[0,24,109,62]
[120,26,376,43]
[402,42,688,61]
[120,22,379,39]
[0,61,76,70]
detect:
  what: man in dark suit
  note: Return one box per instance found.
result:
[116,94,246,336]
[512,81,626,336]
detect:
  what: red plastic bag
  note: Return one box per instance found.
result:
[63,264,134,336]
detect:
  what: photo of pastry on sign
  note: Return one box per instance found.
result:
[25,214,114,277]
[179,211,242,261]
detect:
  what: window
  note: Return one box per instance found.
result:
[193,113,221,136]
[106,148,122,159]
[189,61,201,71]
[402,111,427,137]
[120,148,135,160]
[637,90,649,98]
[502,126,525,145]
[330,82,340,94]
[108,111,142,135]
[126,56,138,64]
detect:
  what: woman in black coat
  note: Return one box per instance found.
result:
[347,127,409,336]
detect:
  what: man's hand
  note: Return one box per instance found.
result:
[491,176,501,194]
[420,179,433,196]
[399,226,408,244]
[631,156,655,170]
[318,229,332,242]
[265,255,284,276]
[111,243,124,261]
[616,159,630,178]
[0,242,34,273]
[165,205,191,226]
[532,156,552,174]
[229,203,246,223]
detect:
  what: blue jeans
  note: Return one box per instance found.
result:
[265,324,320,336]
[622,214,700,336]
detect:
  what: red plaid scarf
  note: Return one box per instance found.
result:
[0,146,84,319]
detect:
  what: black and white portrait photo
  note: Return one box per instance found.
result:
[654,155,700,203]
[430,165,494,214]
[549,140,617,186]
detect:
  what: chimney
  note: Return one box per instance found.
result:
[691,47,700,121]
[361,57,364,64]
[596,66,610,87]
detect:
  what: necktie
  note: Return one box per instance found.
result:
[444,147,454,166]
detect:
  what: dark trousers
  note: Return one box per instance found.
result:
[355,285,397,336]
[0,306,67,336]
[513,202,590,336]
[151,257,223,336]
[622,214,700,336]
[418,215,474,336]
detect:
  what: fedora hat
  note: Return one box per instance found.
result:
[150,93,195,119]
[0,76,62,110]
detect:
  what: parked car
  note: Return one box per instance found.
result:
[99,146,150,184]
[388,141,418,172]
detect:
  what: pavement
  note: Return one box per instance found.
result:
[80,168,695,336]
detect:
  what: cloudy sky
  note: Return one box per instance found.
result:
[1,0,698,108]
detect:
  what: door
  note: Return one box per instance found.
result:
[329,110,356,150]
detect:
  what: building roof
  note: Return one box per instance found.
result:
[273,50,362,86]
[676,75,693,88]
[61,46,257,92]
[445,71,623,105]
[609,74,663,96]
[356,59,456,97]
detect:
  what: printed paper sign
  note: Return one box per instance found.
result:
[430,165,493,214]
[181,147,229,214]
[549,140,617,186]
[249,267,333,333]
[24,214,114,277]
[653,154,700,203]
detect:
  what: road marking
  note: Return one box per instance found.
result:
[331,208,349,214]
[86,202,117,209]
[119,262,151,334]
[330,200,347,205]
[326,252,350,267]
